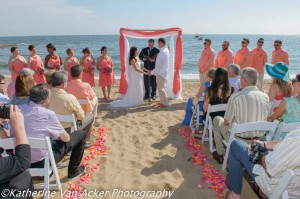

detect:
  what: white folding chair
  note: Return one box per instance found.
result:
[189,97,204,136]
[269,99,282,116]
[56,113,77,133]
[274,122,300,140]
[201,103,227,152]
[222,120,278,171]
[78,97,98,122]
[270,169,294,199]
[0,137,62,199]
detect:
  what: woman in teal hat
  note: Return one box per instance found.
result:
[268,74,300,139]
[266,62,292,106]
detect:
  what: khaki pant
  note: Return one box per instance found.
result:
[212,116,230,155]
[199,73,209,88]
[156,76,170,106]
[257,73,264,91]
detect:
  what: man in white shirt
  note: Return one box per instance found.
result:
[227,64,241,92]
[149,38,170,107]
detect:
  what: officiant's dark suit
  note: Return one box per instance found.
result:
[139,39,160,100]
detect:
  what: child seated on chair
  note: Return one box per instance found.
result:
[182,68,216,126]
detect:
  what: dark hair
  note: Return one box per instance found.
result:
[243,38,250,43]
[0,74,5,82]
[10,46,18,53]
[205,38,212,43]
[29,84,50,104]
[258,38,264,43]
[296,74,300,82]
[66,48,73,55]
[158,37,166,45]
[129,47,138,64]
[15,74,35,97]
[28,44,35,51]
[46,43,56,51]
[100,46,107,54]
[82,47,91,54]
[206,67,232,103]
[70,65,83,78]
[51,71,67,87]
[148,39,155,43]
[274,40,282,45]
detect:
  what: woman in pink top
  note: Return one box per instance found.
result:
[80,48,95,87]
[27,45,46,84]
[64,48,79,81]
[8,47,27,81]
[97,46,116,100]
[44,43,63,71]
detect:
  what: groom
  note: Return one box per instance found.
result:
[149,37,170,108]
[139,39,160,101]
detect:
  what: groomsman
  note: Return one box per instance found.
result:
[149,38,170,108]
[139,39,160,100]
[271,40,289,65]
[250,38,268,90]
[234,38,252,69]
[198,38,215,87]
[215,41,234,69]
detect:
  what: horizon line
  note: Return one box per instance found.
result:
[1,33,299,38]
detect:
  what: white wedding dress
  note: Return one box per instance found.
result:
[109,60,144,108]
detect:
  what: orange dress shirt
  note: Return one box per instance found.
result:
[234,47,252,69]
[250,48,268,74]
[271,48,289,65]
[215,49,234,69]
[65,79,96,112]
[198,47,215,74]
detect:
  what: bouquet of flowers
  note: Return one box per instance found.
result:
[37,67,44,74]
[102,66,112,75]
[88,65,95,76]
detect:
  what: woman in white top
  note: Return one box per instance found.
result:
[110,47,147,108]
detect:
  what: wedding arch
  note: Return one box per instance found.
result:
[119,27,183,99]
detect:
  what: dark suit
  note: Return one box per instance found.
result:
[139,47,160,99]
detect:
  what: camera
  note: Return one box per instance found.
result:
[249,143,268,164]
[0,104,10,119]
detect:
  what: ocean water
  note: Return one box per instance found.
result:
[0,34,299,79]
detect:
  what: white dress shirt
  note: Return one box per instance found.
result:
[151,46,170,79]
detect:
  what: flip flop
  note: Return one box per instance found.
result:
[157,104,167,108]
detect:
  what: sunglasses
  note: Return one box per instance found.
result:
[222,45,227,47]
[203,42,207,45]
[241,41,247,43]
[258,41,264,44]
[274,44,280,47]
[0,82,5,85]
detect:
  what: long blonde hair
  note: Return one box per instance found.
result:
[272,78,291,97]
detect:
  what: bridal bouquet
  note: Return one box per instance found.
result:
[88,65,95,76]
[37,67,44,74]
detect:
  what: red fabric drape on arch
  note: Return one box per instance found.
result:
[119,28,183,98]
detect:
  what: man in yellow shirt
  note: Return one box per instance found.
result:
[198,38,215,87]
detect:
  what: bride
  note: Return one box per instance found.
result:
[109,47,147,108]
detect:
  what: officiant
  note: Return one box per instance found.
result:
[139,39,160,100]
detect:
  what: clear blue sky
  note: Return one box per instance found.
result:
[0,0,299,36]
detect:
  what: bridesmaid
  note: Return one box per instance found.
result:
[27,45,46,83]
[80,48,95,87]
[97,46,116,100]
[44,43,63,71]
[64,48,79,81]
[8,47,27,81]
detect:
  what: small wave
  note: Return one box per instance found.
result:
[19,43,30,45]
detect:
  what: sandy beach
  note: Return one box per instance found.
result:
[4,78,270,199]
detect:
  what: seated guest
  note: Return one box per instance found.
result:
[268,74,300,139]
[227,64,241,92]
[65,65,97,147]
[44,69,55,87]
[0,74,10,103]
[0,105,33,196]
[11,74,35,106]
[223,128,300,199]
[48,72,93,147]
[7,68,34,99]
[266,62,292,103]
[65,65,98,115]
[212,68,269,164]
[10,84,86,180]
[203,67,234,119]
[182,68,215,126]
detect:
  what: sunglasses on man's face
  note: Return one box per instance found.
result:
[274,44,280,47]
[258,41,264,44]
[242,41,246,44]
[203,42,207,45]
[222,45,227,47]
